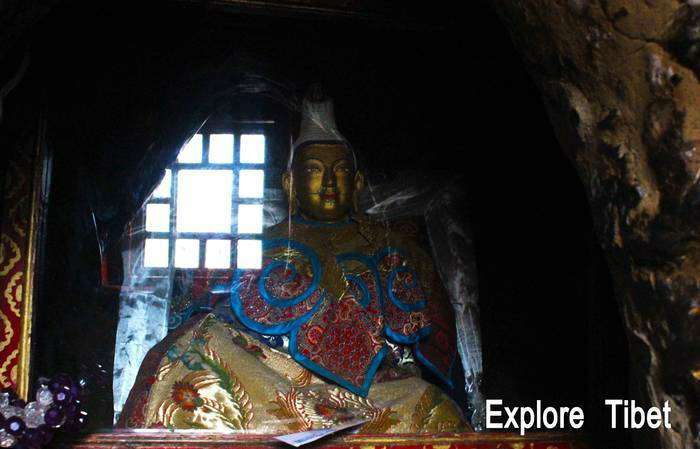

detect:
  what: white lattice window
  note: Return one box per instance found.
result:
[143,129,267,271]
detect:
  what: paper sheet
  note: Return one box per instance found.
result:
[273,419,368,447]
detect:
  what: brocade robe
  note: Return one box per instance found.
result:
[118,216,467,433]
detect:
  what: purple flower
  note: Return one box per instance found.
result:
[12,374,83,449]
[43,407,65,428]
[5,416,26,435]
[52,388,71,405]
[48,374,72,394]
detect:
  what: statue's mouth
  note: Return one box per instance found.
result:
[321,192,338,201]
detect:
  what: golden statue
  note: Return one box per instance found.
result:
[118,93,469,434]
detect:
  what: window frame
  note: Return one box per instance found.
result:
[141,121,273,275]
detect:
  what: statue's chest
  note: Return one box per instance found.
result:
[295,223,379,255]
[229,222,440,396]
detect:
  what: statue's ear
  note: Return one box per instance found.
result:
[282,171,297,215]
[353,171,365,213]
[282,171,292,196]
[354,171,365,193]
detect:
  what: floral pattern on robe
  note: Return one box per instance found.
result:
[118,314,468,433]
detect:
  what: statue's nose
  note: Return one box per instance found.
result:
[322,169,336,188]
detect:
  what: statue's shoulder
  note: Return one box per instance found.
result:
[358,214,426,248]
[362,215,445,299]
[261,216,428,258]
[263,220,292,239]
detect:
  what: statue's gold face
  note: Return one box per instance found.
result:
[286,143,363,222]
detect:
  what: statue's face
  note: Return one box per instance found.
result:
[287,143,362,222]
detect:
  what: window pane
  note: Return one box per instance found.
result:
[176,169,233,233]
[145,203,170,232]
[177,134,203,163]
[175,239,199,268]
[238,169,264,198]
[237,204,263,234]
[237,239,262,269]
[209,134,234,163]
[205,239,231,269]
[151,169,171,198]
[144,239,169,268]
[240,134,265,164]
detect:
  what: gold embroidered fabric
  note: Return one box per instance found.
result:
[119,314,469,433]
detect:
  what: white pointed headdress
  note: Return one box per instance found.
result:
[288,94,355,169]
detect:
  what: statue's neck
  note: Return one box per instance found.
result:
[293,213,353,227]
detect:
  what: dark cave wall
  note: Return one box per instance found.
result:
[492,0,700,448]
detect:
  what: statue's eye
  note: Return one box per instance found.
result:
[335,165,350,173]
[305,166,321,174]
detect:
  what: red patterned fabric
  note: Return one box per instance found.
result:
[418,270,458,384]
[0,152,35,390]
[294,270,385,389]
[231,237,457,396]
[235,265,324,329]
[376,251,430,342]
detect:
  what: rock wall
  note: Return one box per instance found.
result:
[491,1,700,448]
